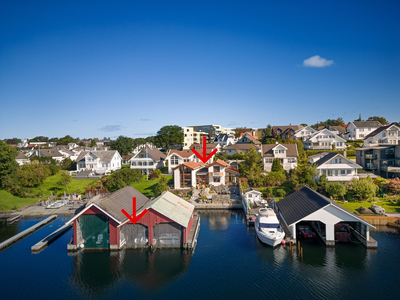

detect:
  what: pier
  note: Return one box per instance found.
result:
[185,214,201,250]
[0,215,57,251]
[31,223,72,252]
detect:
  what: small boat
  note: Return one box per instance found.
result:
[255,207,285,247]
[298,225,316,238]
[335,223,351,242]
[46,199,68,209]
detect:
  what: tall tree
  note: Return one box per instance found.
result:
[263,124,272,137]
[239,147,264,186]
[367,116,388,125]
[109,136,135,156]
[290,143,317,190]
[0,141,19,189]
[234,127,250,138]
[57,171,72,191]
[58,135,78,145]
[154,125,183,151]
[271,158,284,173]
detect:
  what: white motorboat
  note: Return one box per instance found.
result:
[255,207,285,247]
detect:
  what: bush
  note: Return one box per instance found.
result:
[149,173,159,180]
[325,182,346,199]
[351,176,379,200]
[155,176,169,196]
[346,150,356,157]
[276,189,286,197]
[153,169,162,176]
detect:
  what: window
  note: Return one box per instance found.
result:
[248,194,252,198]
[341,170,346,175]
[214,166,220,173]
[339,158,342,163]
[171,156,179,165]
[132,162,136,166]
[347,170,351,174]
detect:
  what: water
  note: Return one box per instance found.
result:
[0,211,399,300]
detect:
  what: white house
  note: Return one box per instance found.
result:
[31,149,64,162]
[312,152,362,181]
[363,123,400,147]
[303,129,346,150]
[76,150,122,174]
[15,152,30,166]
[214,133,235,147]
[262,143,298,172]
[293,126,316,141]
[237,132,261,145]
[242,188,262,210]
[166,149,197,174]
[223,144,261,155]
[129,148,166,174]
[345,121,382,141]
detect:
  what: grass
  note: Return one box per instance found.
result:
[258,186,290,199]
[131,175,173,198]
[334,199,400,214]
[0,190,39,211]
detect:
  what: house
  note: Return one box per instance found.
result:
[293,126,316,141]
[214,133,235,147]
[303,129,346,150]
[308,152,330,164]
[237,132,261,145]
[223,144,261,155]
[66,186,199,250]
[173,159,239,189]
[129,148,166,174]
[312,152,362,181]
[363,123,400,147]
[31,149,64,162]
[122,155,133,165]
[345,121,382,141]
[189,125,235,143]
[15,152,30,165]
[76,150,122,174]
[262,143,298,172]
[318,126,346,137]
[57,148,79,161]
[242,188,262,209]
[276,187,377,248]
[166,149,196,174]
[272,125,303,140]
[356,145,400,178]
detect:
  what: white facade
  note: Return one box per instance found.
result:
[166,151,196,174]
[243,189,262,206]
[182,127,208,149]
[129,149,165,174]
[346,122,381,141]
[76,151,122,174]
[314,154,362,182]
[303,129,346,150]
[262,144,298,172]
[294,126,316,140]
[363,124,400,147]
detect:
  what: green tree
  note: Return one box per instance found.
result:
[30,136,49,142]
[351,176,379,200]
[79,141,85,146]
[263,124,272,137]
[290,145,317,190]
[58,135,78,145]
[105,169,142,192]
[265,171,286,187]
[0,141,19,189]
[214,150,228,162]
[239,147,264,186]
[155,176,169,196]
[154,125,184,151]
[367,116,387,125]
[90,139,97,147]
[262,137,277,144]
[109,136,135,156]
[271,158,284,172]
[17,163,49,188]
[57,171,72,191]
[325,182,346,199]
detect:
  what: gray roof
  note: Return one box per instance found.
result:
[214,133,229,142]
[38,149,63,157]
[244,188,262,194]
[16,152,28,159]
[352,121,382,128]
[135,148,166,161]
[277,187,369,226]
[89,186,149,223]
[312,152,337,166]
[261,143,298,157]
[76,150,119,162]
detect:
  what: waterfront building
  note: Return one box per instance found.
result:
[129,148,166,174]
[76,150,122,174]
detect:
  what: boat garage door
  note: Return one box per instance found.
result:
[120,223,149,248]
[78,214,109,249]
[153,223,183,248]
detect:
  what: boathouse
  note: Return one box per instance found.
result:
[276,187,377,248]
[67,186,199,251]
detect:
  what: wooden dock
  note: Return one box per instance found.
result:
[31,223,72,252]
[194,203,242,210]
[0,215,57,251]
[185,214,201,250]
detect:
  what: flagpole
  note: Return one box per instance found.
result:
[146,144,148,181]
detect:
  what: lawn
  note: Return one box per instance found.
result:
[0,190,39,211]
[131,175,173,198]
[334,199,400,214]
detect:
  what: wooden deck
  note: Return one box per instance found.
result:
[185,214,201,251]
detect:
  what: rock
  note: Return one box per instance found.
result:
[356,206,374,215]
[370,204,386,215]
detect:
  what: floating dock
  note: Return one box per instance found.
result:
[31,223,72,252]
[0,215,57,251]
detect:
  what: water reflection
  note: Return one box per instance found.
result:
[70,249,192,295]
[201,210,238,231]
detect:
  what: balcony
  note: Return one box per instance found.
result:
[365,154,377,159]
[366,163,377,170]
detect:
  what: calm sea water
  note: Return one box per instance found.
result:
[0,211,399,300]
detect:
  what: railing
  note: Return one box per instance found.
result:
[366,163,377,170]
[365,154,377,159]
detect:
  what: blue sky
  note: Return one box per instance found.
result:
[1,0,399,140]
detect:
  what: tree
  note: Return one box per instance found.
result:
[265,171,286,187]
[30,136,49,142]
[262,137,277,144]
[17,163,49,188]
[214,150,228,162]
[0,141,19,189]
[325,182,346,199]
[367,116,387,125]
[289,146,317,190]
[58,135,78,145]
[90,139,97,147]
[154,125,183,151]
[239,147,264,186]
[105,169,142,192]
[109,136,135,156]
[271,158,284,173]
[385,178,400,194]
[263,124,272,137]
[351,176,378,200]
[79,142,85,147]
[155,176,169,196]
[57,171,72,191]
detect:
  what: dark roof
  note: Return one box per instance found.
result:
[364,122,400,139]
[352,121,382,128]
[88,186,150,223]
[214,133,229,142]
[137,148,166,161]
[312,152,337,166]
[224,144,260,151]
[261,143,298,157]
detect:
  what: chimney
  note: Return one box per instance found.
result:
[343,149,347,158]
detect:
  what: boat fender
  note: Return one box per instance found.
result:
[281,239,286,246]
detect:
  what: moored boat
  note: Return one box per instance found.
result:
[298,225,316,238]
[255,207,285,247]
[335,223,351,242]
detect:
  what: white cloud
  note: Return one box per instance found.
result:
[99,125,122,132]
[302,55,334,68]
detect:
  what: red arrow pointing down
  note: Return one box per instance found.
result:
[191,136,218,163]
[121,197,147,224]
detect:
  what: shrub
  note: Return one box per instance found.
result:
[276,189,286,197]
[149,173,159,180]
[325,182,346,199]
[153,169,162,176]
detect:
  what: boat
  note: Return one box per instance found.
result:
[335,223,351,242]
[298,225,316,238]
[255,207,285,247]
[46,199,68,209]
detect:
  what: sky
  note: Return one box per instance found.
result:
[1,0,399,140]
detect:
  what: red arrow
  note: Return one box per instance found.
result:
[121,197,147,224]
[191,136,218,164]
